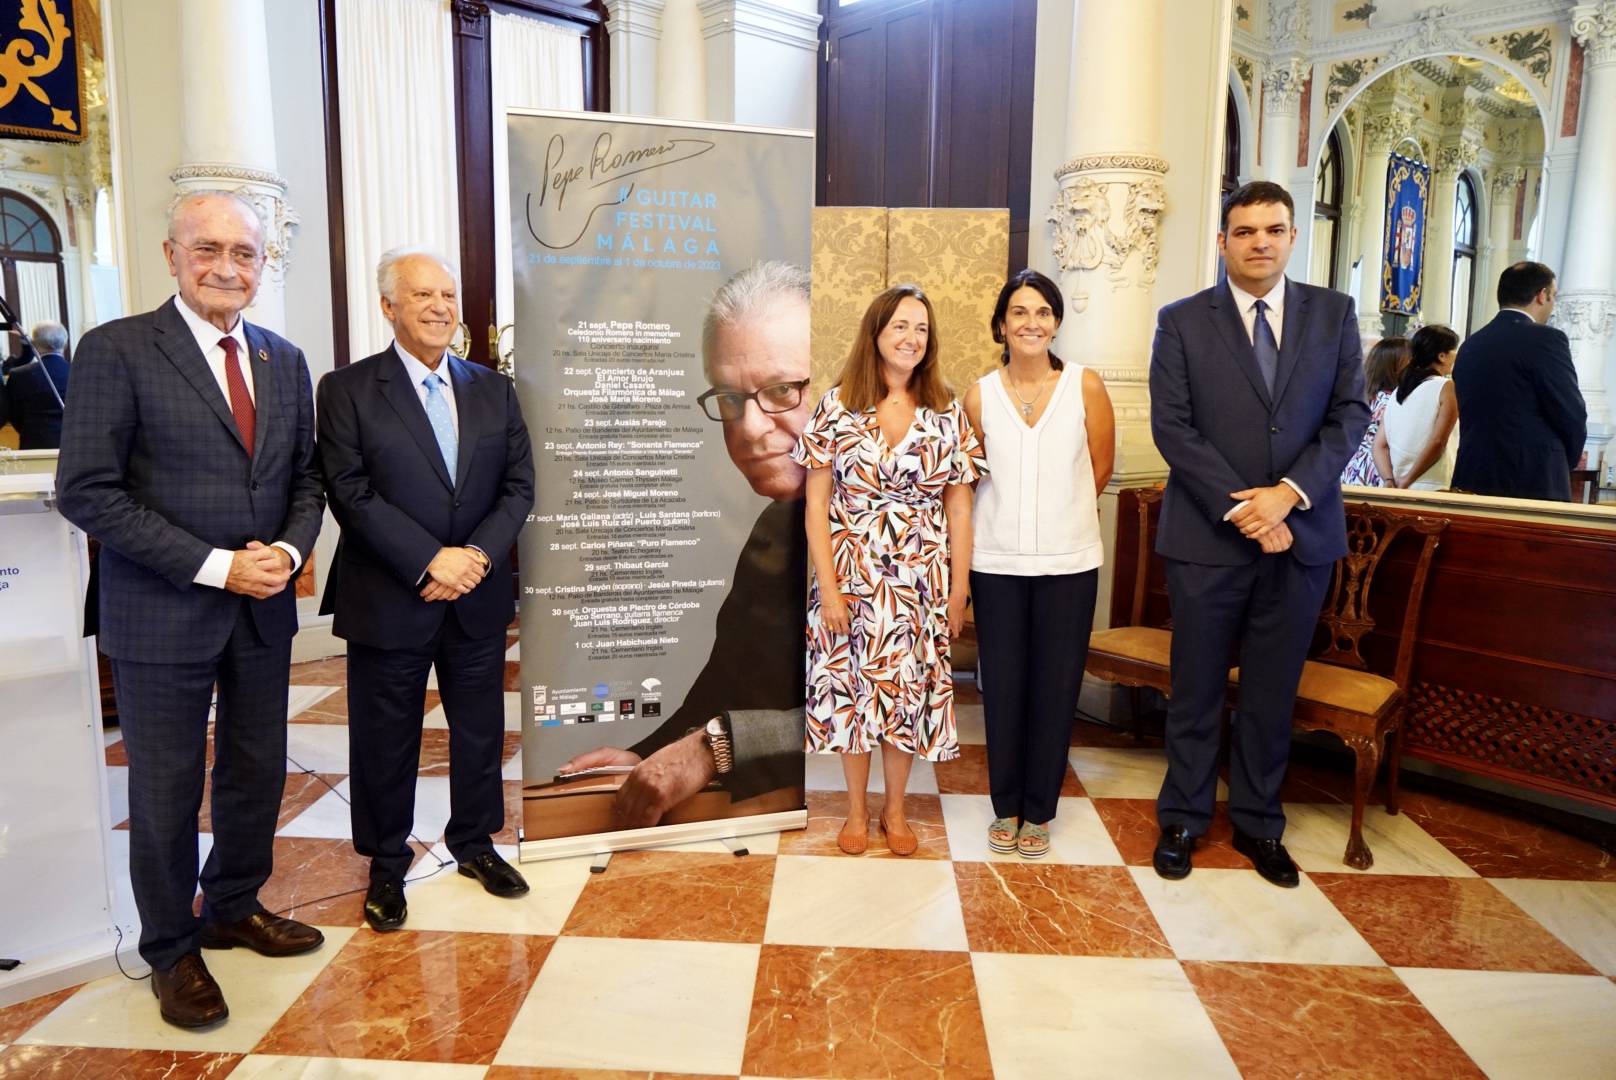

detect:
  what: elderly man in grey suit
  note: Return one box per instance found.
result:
[57,192,326,1029]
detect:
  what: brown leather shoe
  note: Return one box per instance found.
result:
[200,911,324,957]
[151,951,228,1028]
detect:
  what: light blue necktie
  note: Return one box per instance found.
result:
[1252,298,1279,395]
[423,373,457,483]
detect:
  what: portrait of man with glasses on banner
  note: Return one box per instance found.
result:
[558,262,810,829]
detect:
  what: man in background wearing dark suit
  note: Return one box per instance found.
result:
[317,248,535,933]
[57,192,326,1028]
[7,320,71,449]
[1452,262,1586,501]
[1149,181,1368,887]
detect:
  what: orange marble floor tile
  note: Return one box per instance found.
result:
[494,779,524,846]
[0,1046,242,1079]
[254,930,553,1065]
[486,1069,733,1080]
[1399,789,1616,881]
[504,661,523,692]
[954,862,1172,957]
[777,790,950,859]
[1091,798,1249,869]
[291,691,349,724]
[1181,962,1486,1080]
[931,743,1084,798]
[1277,757,1357,804]
[248,836,429,927]
[418,728,454,774]
[743,944,993,1080]
[560,850,775,943]
[0,986,78,1043]
[288,656,349,684]
[1069,717,1164,749]
[1312,874,1600,974]
[196,771,344,833]
[953,680,981,705]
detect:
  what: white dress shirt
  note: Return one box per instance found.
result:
[174,297,303,588]
[1221,276,1312,516]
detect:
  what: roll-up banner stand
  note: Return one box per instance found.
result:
[510,109,813,860]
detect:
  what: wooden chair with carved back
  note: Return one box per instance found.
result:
[1085,486,1170,740]
[1228,503,1449,870]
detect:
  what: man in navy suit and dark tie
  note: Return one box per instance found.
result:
[58,192,327,1027]
[1148,181,1369,887]
[317,248,535,933]
[1451,262,1586,501]
[7,320,72,449]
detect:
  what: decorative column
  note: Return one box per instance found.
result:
[173,0,296,333]
[1045,0,1166,479]
[1260,58,1309,184]
[605,0,665,116]
[1555,1,1616,452]
[1480,165,1523,324]
[697,0,820,129]
[1353,110,1412,339]
[1421,138,1479,327]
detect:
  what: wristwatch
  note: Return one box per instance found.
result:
[703,714,734,774]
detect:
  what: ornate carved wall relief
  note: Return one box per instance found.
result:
[1046,155,1169,314]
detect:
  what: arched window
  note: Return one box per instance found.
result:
[1222,88,1242,197]
[1311,129,1343,288]
[1451,173,1478,336]
[0,189,69,359]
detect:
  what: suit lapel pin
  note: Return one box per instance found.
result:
[257,349,269,363]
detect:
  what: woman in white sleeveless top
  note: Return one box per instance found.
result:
[1372,324,1460,490]
[962,270,1115,858]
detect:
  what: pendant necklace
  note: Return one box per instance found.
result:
[1009,369,1053,418]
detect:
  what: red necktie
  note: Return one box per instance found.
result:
[221,336,255,456]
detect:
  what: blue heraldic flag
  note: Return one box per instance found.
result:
[1381,153,1429,317]
[0,0,84,143]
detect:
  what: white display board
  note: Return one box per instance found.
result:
[0,473,134,1007]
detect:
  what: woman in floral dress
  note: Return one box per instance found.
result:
[1341,336,1409,487]
[791,284,985,856]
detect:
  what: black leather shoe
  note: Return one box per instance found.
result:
[364,881,407,932]
[458,851,530,898]
[151,951,228,1028]
[1153,825,1195,880]
[1233,830,1300,888]
[201,910,324,956]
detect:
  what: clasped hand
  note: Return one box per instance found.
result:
[224,541,292,599]
[421,546,487,601]
[1228,484,1299,553]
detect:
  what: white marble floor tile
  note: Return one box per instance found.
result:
[505,639,520,662]
[17,927,356,1054]
[105,765,128,828]
[1488,879,1616,975]
[422,690,522,731]
[1068,746,1228,800]
[973,953,1242,1080]
[228,1056,488,1079]
[1283,803,1477,877]
[276,778,354,840]
[941,794,1124,866]
[764,855,969,951]
[103,729,122,749]
[285,684,338,721]
[283,723,351,774]
[405,843,591,935]
[1131,866,1382,965]
[802,748,939,794]
[493,936,759,1073]
[1395,967,1616,1080]
[955,701,986,745]
[501,746,523,781]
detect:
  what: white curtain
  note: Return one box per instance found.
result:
[15,262,61,330]
[491,12,585,359]
[336,0,460,360]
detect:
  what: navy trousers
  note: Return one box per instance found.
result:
[111,601,291,972]
[970,569,1098,826]
[1156,554,1330,840]
[346,613,506,884]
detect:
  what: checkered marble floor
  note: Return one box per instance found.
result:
[4,641,1616,1079]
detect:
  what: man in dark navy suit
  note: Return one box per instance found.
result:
[1148,181,1369,887]
[58,192,327,1027]
[7,321,71,449]
[317,248,535,933]
[1452,262,1586,501]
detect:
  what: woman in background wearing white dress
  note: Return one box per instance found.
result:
[1374,324,1461,490]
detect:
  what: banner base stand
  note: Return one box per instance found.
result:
[518,809,807,864]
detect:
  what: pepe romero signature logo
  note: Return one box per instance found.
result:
[526,131,716,250]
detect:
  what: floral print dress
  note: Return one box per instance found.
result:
[1342,390,1393,487]
[790,387,986,761]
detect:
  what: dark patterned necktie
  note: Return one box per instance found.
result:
[221,336,255,455]
[1252,298,1279,395]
